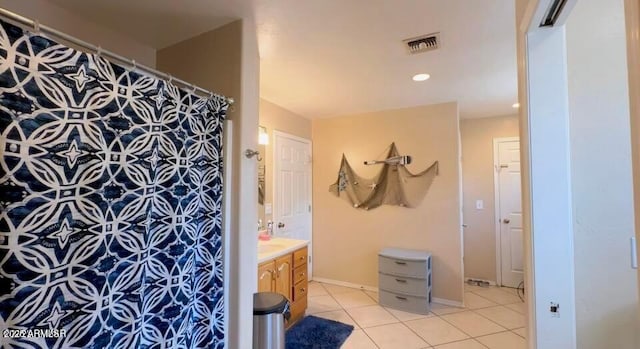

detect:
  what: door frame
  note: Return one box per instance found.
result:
[624,0,640,294]
[272,130,313,279]
[520,0,578,348]
[493,136,520,287]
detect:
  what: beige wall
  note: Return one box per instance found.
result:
[258,99,312,223]
[157,19,260,348]
[0,0,156,66]
[312,102,464,303]
[157,22,242,101]
[566,0,639,347]
[460,115,519,283]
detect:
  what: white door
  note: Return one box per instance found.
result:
[273,131,312,274]
[494,138,523,288]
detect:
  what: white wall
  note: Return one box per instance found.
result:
[566,0,639,348]
[0,0,156,66]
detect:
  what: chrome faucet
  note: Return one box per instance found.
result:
[267,221,274,236]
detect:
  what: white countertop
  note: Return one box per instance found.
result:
[257,237,310,263]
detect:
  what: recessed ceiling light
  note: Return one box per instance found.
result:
[412,73,430,82]
[512,103,520,108]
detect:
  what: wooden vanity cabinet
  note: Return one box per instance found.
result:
[274,254,292,300]
[258,261,276,292]
[257,246,308,324]
[290,246,308,322]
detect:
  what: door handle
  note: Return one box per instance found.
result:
[278,222,285,228]
[503,218,510,224]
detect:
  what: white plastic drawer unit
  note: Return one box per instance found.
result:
[378,247,432,314]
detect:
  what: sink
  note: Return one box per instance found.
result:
[258,244,286,254]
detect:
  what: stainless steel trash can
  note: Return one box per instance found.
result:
[253,292,291,349]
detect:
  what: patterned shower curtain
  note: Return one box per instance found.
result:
[0,20,227,348]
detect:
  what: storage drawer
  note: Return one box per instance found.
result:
[293,278,308,302]
[293,247,308,268]
[379,272,429,296]
[290,297,307,323]
[293,264,307,285]
[379,255,428,278]
[379,289,431,314]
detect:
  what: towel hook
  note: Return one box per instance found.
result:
[245,149,262,161]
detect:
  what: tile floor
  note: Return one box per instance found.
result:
[306,281,527,349]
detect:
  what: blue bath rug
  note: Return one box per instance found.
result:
[285,315,354,349]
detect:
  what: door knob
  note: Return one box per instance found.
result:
[277,222,285,228]
[503,218,510,224]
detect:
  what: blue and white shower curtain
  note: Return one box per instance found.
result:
[0,20,227,348]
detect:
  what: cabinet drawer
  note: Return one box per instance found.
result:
[379,256,428,278]
[290,297,307,322]
[379,273,429,296]
[293,247,308,268]
[293,264,307,285]
[379,289,431,315]
[293,278,308,302]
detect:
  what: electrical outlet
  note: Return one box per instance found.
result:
[550,302,560,318]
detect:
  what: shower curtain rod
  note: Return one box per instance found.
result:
[0,8,235,105]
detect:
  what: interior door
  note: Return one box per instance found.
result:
[273,131,312,276]
[496,138,524,288]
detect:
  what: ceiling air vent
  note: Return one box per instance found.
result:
[403,33,440,54]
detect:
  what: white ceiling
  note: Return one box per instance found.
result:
[49,0,518,119]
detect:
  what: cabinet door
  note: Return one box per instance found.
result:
[258,261,275,292]
[275,254,293,301]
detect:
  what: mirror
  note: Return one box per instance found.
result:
[257,126,268,228]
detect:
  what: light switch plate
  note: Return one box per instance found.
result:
[476,200,484,210]
[265,203,272,215]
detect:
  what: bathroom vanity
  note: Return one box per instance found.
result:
[258,238,309,323]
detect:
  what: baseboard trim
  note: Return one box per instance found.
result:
[432,297,465,308]
[464,277,498,286]
[312,277,378,292]
[313,277,465,307]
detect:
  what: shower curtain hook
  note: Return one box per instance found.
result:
[130,60,137,72]
[33,20,40,34]
[96,46,102,58]
[190,84,197,94]
[168,75,173,85]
